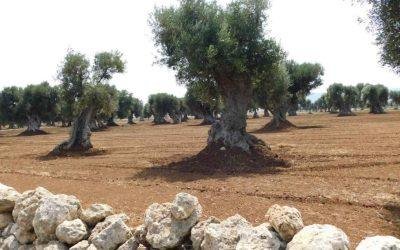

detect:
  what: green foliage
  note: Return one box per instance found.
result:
[18,82,59,122]
[365,0,400,73]
[184,82,220,118]
[93,51,125,83]
[253,62,290,114]
[390,90,400,107]
[148,93,180,123]
[361,84,389,113]
[57,50,125,122]
[117,90,143,119]
[286,60,324,113]
[0,86,23,127]
[143,103,152,119]
[314,94,328,111]
[326,83,358,115]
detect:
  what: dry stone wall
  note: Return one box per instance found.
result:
[0,183,399,250]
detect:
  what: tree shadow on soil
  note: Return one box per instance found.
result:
[130,144,291,182]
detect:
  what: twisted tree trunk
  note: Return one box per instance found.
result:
[370,104,384,114]
[263,109,270,117]
[338,105,355,116]
[127,111,135,124]
[269,107,288,130]
[208,77,263,152]
[26,115,41,132]
[253,110,259,119]
[51,106,94,155]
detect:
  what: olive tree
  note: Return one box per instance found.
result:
[286,61,324,116]
[148,93,181,124]
[52,50,125,154]
[117,90,143,124]
[0,86,23,129]
[389,90,400,109]
[326,83,358,116]
[18,82,59,133]
[152,0,284,151]
[362,0,400,74]
[254,62,291,130]
[184,82,220,125]
[361,84,389,114]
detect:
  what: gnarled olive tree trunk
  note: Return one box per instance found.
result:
[153,114,167,124]
[253,110,259,118]
[268,106,288,130]
[208,77,262,152]
[51,106,94,154]
[26,115,41,132]
[263,109,270,117]
[107,115,118,126]
[338,106,355,116]
[370,104,384,114]
[127,111,135,124]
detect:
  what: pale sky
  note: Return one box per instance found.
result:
[0,0,398,102]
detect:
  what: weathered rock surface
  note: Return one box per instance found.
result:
[35,240,69,250]
[15,226,37,244]
[33,194,81,243]
[70,240,90,250]
[2,222,18,237]
[356,236,400,250]
[13,187,53,232]
[88,213,129,242]
[0,183,21,213]
[201,214,252,250]
[91,219,132,250]
[117,237,139,250]
[287,224,350,250]
[144,193,202,249]
[1,235,20,250]
[80,204,113,226]
[265,204,304,242]
[0,213,13,229]
[236,223,285,250]
[171,192,200,220]
[55,219,88,245]
[191,217,220,250]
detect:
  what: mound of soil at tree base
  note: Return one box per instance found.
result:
[258,120,297,133]
[156,143,289,175]
[17,130,49,136]
[45,147,107,158]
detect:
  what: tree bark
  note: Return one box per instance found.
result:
[26,115,41,132]
[263,109,270,117]
[370,104,384,114]
[127,112,135,124]
[171,112,182,124]
[201,114,215,125]
[107,116,119,126]
[269,106,288,130]
[153,114,167,124]
[208,76,262,152]
[52,106,94,154]
[338,106,355,116]
[253,110,259,119]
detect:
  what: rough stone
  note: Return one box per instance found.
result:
[356,236,400,250]
[236,223,285,250]
[88,213,129,242]
[0,183,21,213]
[133,224,148,247]
[171,193,200,220]
[70,240,90,250]
[1,235,20,250]
[191,217,220,250]
[0,213,13,229]
[15,226,36,244]
[2,222,18,237]
[201,214,252,250]
[33,194,81,243]
[55,219,88,245]
[35,240,69,250]
[12,187,53,232]
[91,219,132,250]
[144,195,202,249]
[265,204,304,242]
[80,204,113,226]
[287,224,350,250]
[117,237,139,250]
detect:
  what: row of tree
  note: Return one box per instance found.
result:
[313,83,400,116]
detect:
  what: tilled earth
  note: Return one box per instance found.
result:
[1,111,399,248]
